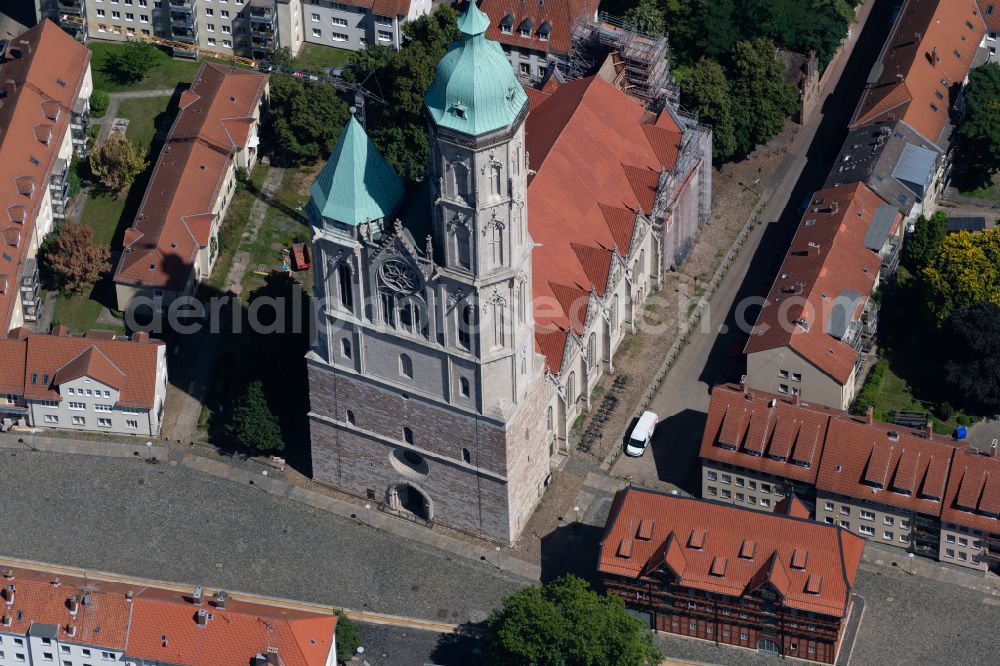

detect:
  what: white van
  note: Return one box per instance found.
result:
[625,411,658,457]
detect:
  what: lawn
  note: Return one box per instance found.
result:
[292,43,353,73]
[201,165,271,293]
[118,95,175,150]
[88,42,201,94]
[59,96,178,332]
[240,165,315,295]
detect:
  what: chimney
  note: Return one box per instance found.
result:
[195,608,212,627]
[213,591,228,609]
[66,624,77,638]
[866,406,874,425]
[67,595,79,617]
[926,421,934,438]
[125,591,134,603]
[52,578,60,588]
[192,586,203,606]
[1,614,10,627]
[4,584,14,606]
[793,388,801,406]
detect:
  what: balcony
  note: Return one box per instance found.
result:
[57,0,84,16]
[171,26,198,43]
[250,19,276,34]
[249,9,276,24]
[879,237,901,281]
[170,12,197,29]
[21,258,40,321]
[251,34,275,49]
[168,0,195,11]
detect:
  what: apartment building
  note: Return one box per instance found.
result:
[459,0,599,80]
[599,487,864,663]
[114,62,268,312]
[700,385,1000,573]
[979,0,1000,63]
[0,566,337,666]
[301,0,432,53]
[815,414,959,558]
[744,182,903,411]
[827,0,987,225]
[939,447,1000,571]
[699,384,842,513]
[0,20,92,333]
[0,326,167,436]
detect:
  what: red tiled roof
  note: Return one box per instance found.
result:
[8,328,164,408]
[700,384,841,484]
[0,20,90,330]
[0,567,336,666]
[744,182,899,385]
[978,0,1000,32]
[850,0,985,144]
[0,337,27,393]
[525,75,679,371]
[460,0,599,57]
[941,449,1000,533]
[114,63,267,291]
[777,494,813,519]
[371,0,413,16]
[816,417,960,515]
[599,488,864,618]
[127,588,336,666]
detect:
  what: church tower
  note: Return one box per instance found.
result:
[306,2,554,544]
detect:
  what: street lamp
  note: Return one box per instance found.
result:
[574,505,581,523]
[495,545,502,569]
[907,552,915,575]
[261,470,268,494]
[364,502,372,526]
[145,441,152,461]
[356,645,365,664]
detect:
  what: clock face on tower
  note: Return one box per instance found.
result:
[378,259,421,294]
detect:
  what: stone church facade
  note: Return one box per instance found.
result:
[306,4,712,544]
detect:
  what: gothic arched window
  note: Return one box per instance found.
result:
[611,294,619,333]
[491,164,502,198]
[490,223,504,266]
[399,353,413,379]
[587,332,596,367]
[337,263,353,312]
[493,297,506,349]
[450,161,470,202]
[566,372,577,407]
[455,224,471,270]
[458,305,475,350]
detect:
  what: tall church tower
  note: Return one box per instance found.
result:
[306,2,554,544]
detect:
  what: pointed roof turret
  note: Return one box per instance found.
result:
[307,111,404,228]
[424,2,528,137]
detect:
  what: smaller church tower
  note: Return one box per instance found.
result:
[305,3,555,545]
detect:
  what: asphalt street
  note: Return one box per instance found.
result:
[0,451,526,624]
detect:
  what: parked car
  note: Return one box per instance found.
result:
[625,411,658,457]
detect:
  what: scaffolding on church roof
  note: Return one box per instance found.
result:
[568,12,676,105]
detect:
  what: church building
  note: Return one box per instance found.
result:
[305,2,711,544]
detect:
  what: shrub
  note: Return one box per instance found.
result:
[90,90,110,118]
[851,360,888,416]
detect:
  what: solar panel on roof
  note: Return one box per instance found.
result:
[946,216,986,233]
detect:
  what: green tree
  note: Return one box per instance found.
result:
[903,211,947,273]
[106,40,158,84]
[269,46,294,68]
[88,133,148,195]
[668,0,739,65]
[343,6,460,178]
[957,62,1000,185]
[43,223,112,293]
[334,610,362,663]
[679,58,736,160]
[945,302,1000,413]
[482,575,661,666]
[728,37,799,156]
[90,90,110,119]
[226,380,284,453]
[263,74,349,164]
[922,227,1000,324]
[624,0,666,36]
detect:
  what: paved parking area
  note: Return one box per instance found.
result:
[356,623,482,666]
[0,451,526,624]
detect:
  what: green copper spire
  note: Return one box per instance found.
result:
[307,111,404,228]
[424,2,528,137]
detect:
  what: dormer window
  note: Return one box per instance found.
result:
[518,17,533,38]
[538,20,551,41]
[451,101,466,119]
[500,12,514,34]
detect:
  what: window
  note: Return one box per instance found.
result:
[707,486,718,496]
[98,418,112,428]
[884,516,894,525]
[377,30,393,41]
[520,63,530,75]
[735,493,745,502]
[721,489,732,499]
[332,32,349,42]
[824,501,834,511]
[94,404,112,412]
[520,27,531,37]
[958,551,967,561]
[900,534,910,544]
[403,427,413,444]
[69,402,85,410]
[62,646,71,655]
[460,377,470,397]
[205,7,213,14]
[748,480,757,490]
[101,652,114,660]
[207,23,215,31]
[740,632,748,640]
[860,510,875,521]
[778,369,789,379]
[311,12,319,21]
[760,498,771,507]
[312,28,322,37]
[112,11,121,18]
[501,24,512,34]
[721,474,731,484]
[399,354,413,378]
[125,12,134,20]
[72,416,85,426]
[859,524,874,536]
[707,470,718,481]
[748,495,757,505]
[777,383,789,394]
[221,10,229,17]
[140,14,148,23]
[841,506,850,515]
[126,420,139,429]
[735,477,744,487]
[222,25,231,33]
[97,9,106,16]
[341,338,352,359]
[332,17,347,27]
[44,415,58,424]
[207,38,217,46]
[883,531,893,540]
[723,630,730,637]
[945,548,955,557]
[840,521,850,529]
[761,483,771,493]
[462,448,471,463]
[824,516,834,524]
[959,537,968,546]
[223,39,232,48]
